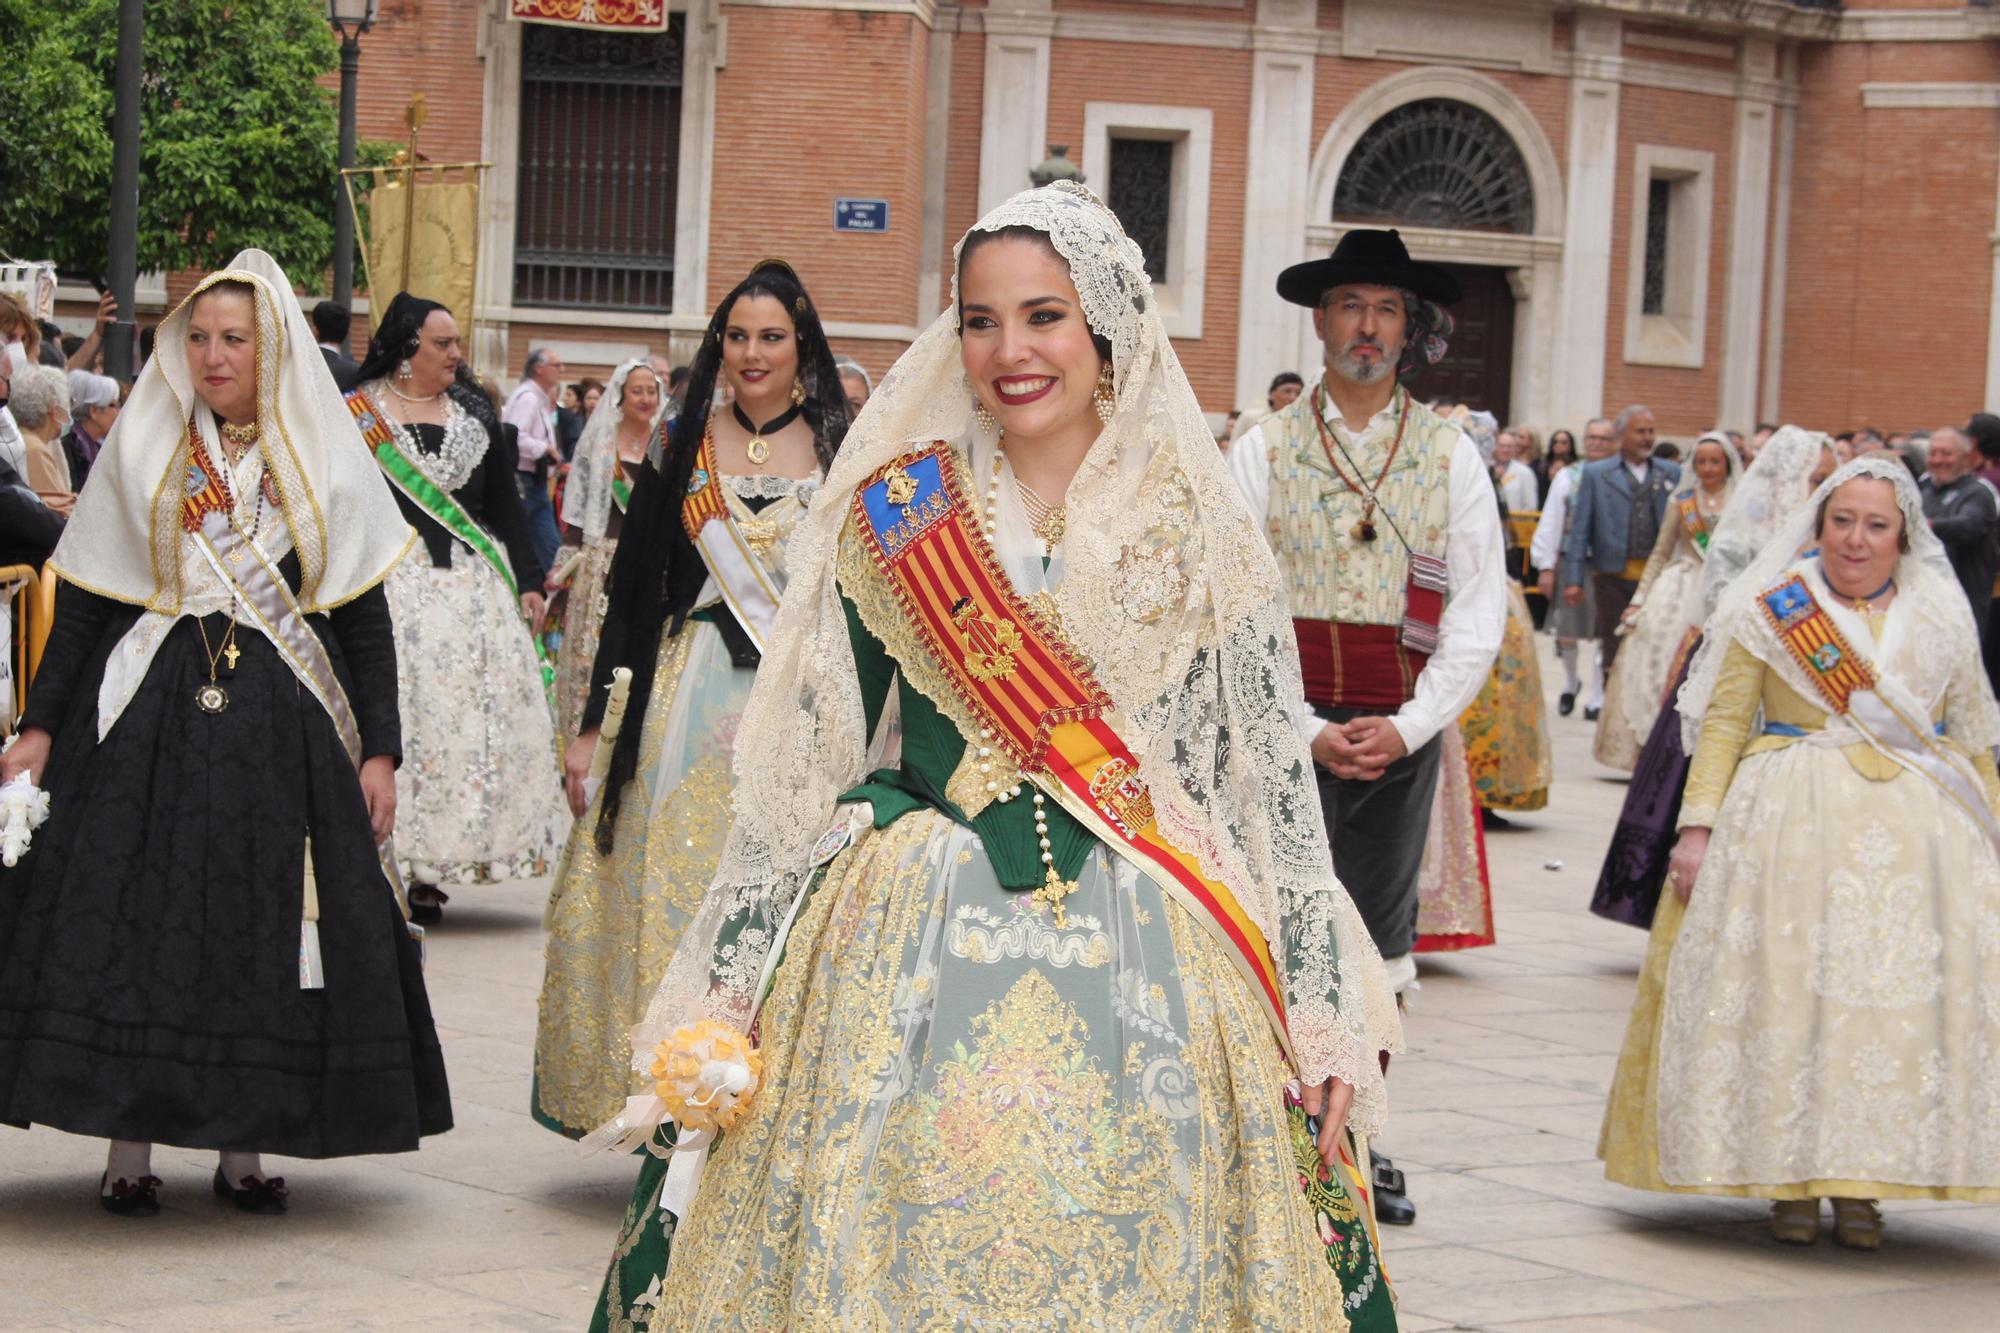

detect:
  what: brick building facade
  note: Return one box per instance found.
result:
[76,0,2000,440]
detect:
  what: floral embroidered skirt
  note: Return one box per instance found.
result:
[1417,727,1494,951]
[385,546,569,886]
[1461,583,1551,812]
[1602,744,2000,1199]
[1594,559,1698,772]
[534,624,747,1139]
[591,809,1394,1331]
[550,536,619,743]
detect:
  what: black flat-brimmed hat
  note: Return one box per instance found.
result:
[1276,228,1463,308]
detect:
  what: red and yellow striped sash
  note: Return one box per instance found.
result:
[854,444,1291,1057]
[681,418,727,541]
[180,421,230,533]
[1756,573,1874,714]
[1675,493,1712,551]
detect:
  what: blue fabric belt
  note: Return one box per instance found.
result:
[1761,720,1946,738]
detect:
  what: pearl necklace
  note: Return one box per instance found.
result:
[386,380,444,404]
[983,438,1065,550]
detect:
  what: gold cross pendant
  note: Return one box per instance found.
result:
[228,547,246,565]
[1031,867,1079,929]
[224,642,241,671]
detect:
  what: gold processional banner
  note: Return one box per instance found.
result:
[354,167,483,340]
[509,0,670,31]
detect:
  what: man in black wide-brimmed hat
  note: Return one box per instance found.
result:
[1228,228,1507,1225]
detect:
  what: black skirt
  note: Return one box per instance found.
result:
[0,616,452,1157]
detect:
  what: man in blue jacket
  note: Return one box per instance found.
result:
[1560,404,1679,675]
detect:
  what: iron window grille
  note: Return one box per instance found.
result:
[1334,99,1534,235]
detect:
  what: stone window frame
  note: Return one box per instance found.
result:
[1622,144,1715,370]
[1082,102,1213,340]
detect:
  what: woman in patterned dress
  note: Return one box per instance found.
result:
[585,183,1404,1331]
[529,263,850,1139]
[1593,432,1740,771]
[1601,456,2000,1247]
[350,295,568,925]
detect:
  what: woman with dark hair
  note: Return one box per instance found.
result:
[0,252,450,1214]
[1539,427,1577,503]
[349,294,567,925]
[531,261,849,1140]
[585,185,1400,1331]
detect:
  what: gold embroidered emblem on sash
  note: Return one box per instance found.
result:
[951,596,1021,683]
[883,463,919,508]
[1087,758,1156,838]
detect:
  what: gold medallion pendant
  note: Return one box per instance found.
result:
[745,435,771,466]
[195,683,230,714]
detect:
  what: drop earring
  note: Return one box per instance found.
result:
[972,397,997,434]
[1093,363,1116,425]
[397,360,413,381]
[790,378,806,407]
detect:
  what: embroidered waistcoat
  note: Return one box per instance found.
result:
[1262,388,1457,626]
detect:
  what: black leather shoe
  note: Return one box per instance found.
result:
[213,1167,288,1214]
[1584,706,1601,722]
[1558,691,1576,717]
[1372,1154,1416,1226]
[100,1172,162,1217]
[408,885,447,927]
[1480,808,1514,832]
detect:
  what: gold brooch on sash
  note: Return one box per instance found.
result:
[738,516,779,555]
[883,463,919,508]
[1088,758,1156,838]
[951,597,1021,683]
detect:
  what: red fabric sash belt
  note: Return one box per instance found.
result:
[1293,619,1429,711]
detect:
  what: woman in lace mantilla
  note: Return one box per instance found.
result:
[587,184,1404,1332]
[1594,432,1742,772]
[0,252,450,1216]
[352,294,569,923]
[531,263,849,1141]
[546,359,664,740]
[1602,455,2000,1249]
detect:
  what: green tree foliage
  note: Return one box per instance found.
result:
[0,0,340,277]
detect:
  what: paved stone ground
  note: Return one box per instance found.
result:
[4,635,1999,1330]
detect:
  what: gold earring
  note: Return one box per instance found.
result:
[1093,363,1116,425]
[790,378,806,407]
[972,397,997,434]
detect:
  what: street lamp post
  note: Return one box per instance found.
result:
[327,0,378,310]
[104,0,143,383]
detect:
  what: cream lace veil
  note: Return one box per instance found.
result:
[561,358,656,542]
[630,182,1401,1120]
[1677,454,1999,751]
[1678,425,1825,636]
[49,249,413,613]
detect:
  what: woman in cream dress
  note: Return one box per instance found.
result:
[586,184,1403,1331]
[1601,456,2000,1248]
[530,264,849,1139]
[1593,432,1740,771]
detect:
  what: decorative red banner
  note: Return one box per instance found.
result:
[510,0,669,33]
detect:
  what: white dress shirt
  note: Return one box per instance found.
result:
[503,379,558,472]
[1230,395,1508,755]
[1529,464,1577,574]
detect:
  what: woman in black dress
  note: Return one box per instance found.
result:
[0,250,451,1215]
[349,294,568,925]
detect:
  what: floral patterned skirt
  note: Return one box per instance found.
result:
[534,625,748,1139]
[1594,559,1697,772]
[550,537,618,743]
[1602,744,2000,1199]
[1461,583,1551,811]
[592,809,1395,1331]
[1417,727,1494,951]
[386,546,568,885]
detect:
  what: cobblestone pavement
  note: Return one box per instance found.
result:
[4,637,1999,1330]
